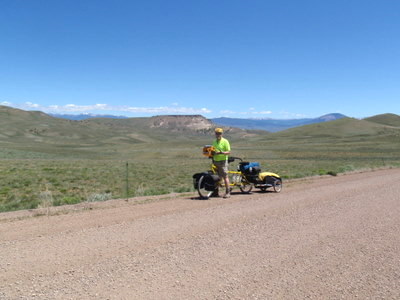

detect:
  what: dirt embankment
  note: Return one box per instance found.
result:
[1,168,400,299]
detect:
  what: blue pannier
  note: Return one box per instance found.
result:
[239,162,261,174]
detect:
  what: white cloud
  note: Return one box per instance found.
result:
[2,101,306,119]
[253,110,272,115]
[1,101,212,115]
[278,111,308,118]
[24,102,40,108]
[219,109,272,116]
[125,106,211,114]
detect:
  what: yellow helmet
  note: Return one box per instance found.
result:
[214,127,223,133]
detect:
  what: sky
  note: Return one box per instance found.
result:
[1,0,399,119]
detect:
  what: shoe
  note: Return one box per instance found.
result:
[223,193,231,199]
[211,189,219,197]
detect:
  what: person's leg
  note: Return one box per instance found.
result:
[222,161,230,198]
[223,175,230,198]
[215,160,230,198]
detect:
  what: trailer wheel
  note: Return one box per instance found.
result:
[273,178,282,193]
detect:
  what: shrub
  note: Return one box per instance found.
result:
[86,193,112,202]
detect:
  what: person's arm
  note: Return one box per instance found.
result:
[216,140,230,155]
[216,150,230,155]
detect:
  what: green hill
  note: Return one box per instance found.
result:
[0,106,263,159]
[364,113,400,127]
[0,106,137,158]
[270,117,400,139]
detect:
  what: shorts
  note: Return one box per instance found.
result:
[214,160,229,178]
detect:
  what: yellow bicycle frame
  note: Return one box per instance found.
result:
[210,162,248,188]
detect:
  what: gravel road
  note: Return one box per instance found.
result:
[1,168,399,299]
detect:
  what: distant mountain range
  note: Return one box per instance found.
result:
[212,113,347,132]
[50,113,128,120]
[0,106,252,150]
[1,105,399,160]
[51,112,347,132]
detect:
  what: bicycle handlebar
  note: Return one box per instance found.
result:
[208,156,243,163]
[228,156,243,163]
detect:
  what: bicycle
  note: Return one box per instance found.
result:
[193,146,282,199]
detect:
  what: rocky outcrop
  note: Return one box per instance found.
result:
[149,115,214,131]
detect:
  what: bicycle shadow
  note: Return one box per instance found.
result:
[189,190,260,200]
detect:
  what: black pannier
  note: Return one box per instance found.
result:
[192,172,220,190]
[193,172,206,189]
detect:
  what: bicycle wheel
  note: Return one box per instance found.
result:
[197,175,218,199]
[239,179,253,193]
[273,178,282,193]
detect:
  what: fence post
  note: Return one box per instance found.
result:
[125,162,129,200]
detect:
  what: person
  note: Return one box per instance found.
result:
[212,128,231,198]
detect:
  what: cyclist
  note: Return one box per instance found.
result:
[212,128,231,198]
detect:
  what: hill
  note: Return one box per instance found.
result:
[88,114,215,132]
[0,106,263,158]
[212,113,347,132]
[364,113,400,127]
[0,105,127,143]
[52,112,348,132]
[0,106,217,142]
[270,117,400,138]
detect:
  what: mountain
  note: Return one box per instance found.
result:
[212,113,347,132]
[1,105,399,165]
[52,112,347,132]
[363,113,400,127]
[270,117,400,139]
[50,112,348,132]
[50,113,129,120]
[0,106,262,158]
[148,115,213,131]
[0,106,219,142]
[0,105,127,146]
[48,113,258,136]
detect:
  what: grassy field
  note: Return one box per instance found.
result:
[1,132,399,213]
[1,109,400,213]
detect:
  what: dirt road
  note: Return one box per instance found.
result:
[1,168,400,299]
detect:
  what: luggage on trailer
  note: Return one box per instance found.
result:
[239,162,261,183]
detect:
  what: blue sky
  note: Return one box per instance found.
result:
[1,0,399,119]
